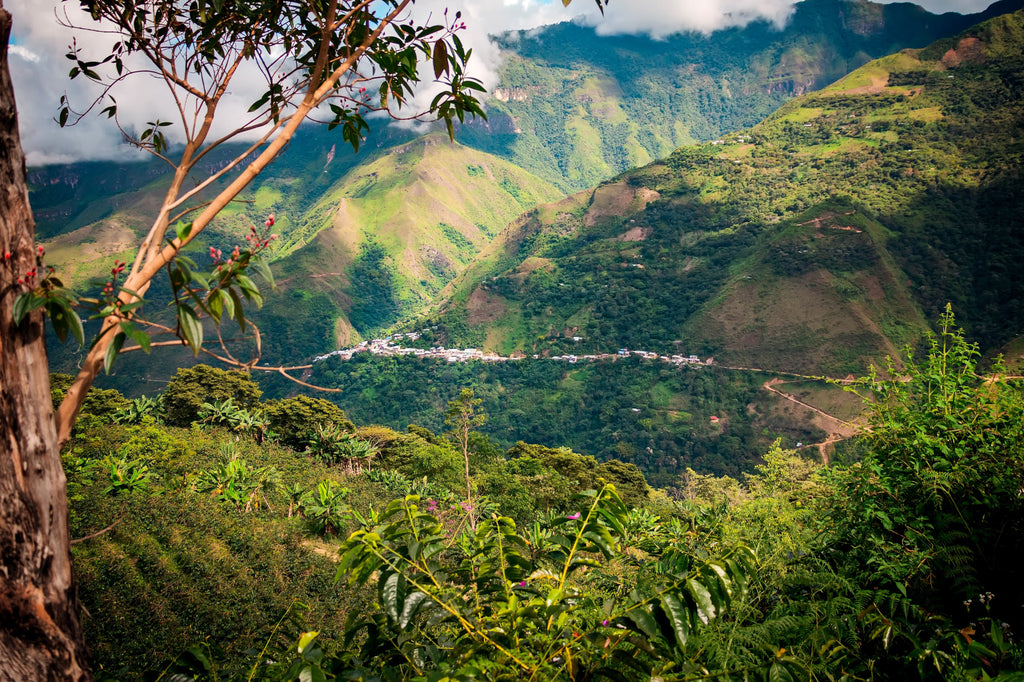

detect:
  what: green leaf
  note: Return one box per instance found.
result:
[178,306,203,355]
[622,604,660,640]
[235,274,263,307]
[250,256,275,289]
[382,573,402,623]
[228,287,247,332]
[218,288,235,322]
[687,578,716,624]
[725,558,748,597]
[175,221,193,242]
[13,291,46,325]
[66,305,85,346]
[769,661,796,682]
[208,289,223,323]
[399,591,429,629]
[659,593,692,649]
[132,329,151,353]
[49,301,70,343]
[103,332,126,375]
[296,631,319,654]
[432,40,448,79]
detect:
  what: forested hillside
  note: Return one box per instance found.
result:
[14,0,1024,678]
[60,314,1024,680]
[34,0,1018,386]
[457,0,1024,191]
[429,9,1024,374]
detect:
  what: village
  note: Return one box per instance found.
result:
[313,332,715,369]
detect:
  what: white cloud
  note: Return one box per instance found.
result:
[585,0,796,37]
[9,44,40,63]
[5,0,1001,164]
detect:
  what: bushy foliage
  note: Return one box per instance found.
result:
[309,353,786,484]
[304,423,378,472]
[263,395,353,450]
[335,487,757,681]
[56,308,1024,680]
[51,373,131,433]
[195,445,281,512]
[821,306,1024,620]
[162,364,263,426]
[112,394,162,425]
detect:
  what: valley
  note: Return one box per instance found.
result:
[36,0,1024,484]
[8,0,1024,679]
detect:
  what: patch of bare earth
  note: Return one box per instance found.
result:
[616,226,652,242]
[330,199,362,251]
[704,268,897,372]
[584,181,660,227]
[941,37,986,68]
[831,75,889,95]
[301,539,340,562]
[50,220,136,259]
[335,316,357,347]
[515,257,554,275]
[466,287,509,325]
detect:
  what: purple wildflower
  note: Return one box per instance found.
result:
[567,513,581,520]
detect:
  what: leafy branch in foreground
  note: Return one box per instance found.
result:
[335,484,757,680]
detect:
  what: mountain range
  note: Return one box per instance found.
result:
[426,7,1024,376]
[34,0,1024,473]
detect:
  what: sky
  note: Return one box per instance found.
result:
[6,0,997,166]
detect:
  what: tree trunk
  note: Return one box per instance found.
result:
[0,7,90,681]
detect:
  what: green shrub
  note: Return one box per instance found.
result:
[263,395,353,449]
[162,364,263,426]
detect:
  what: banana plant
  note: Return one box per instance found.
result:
[101,455,155,496]
[195,457,280,512]
[112,394,162,425]
[299,481,351,536]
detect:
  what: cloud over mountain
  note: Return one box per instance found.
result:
[7,0,997,164]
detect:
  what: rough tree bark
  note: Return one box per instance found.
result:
[0,6,90,681]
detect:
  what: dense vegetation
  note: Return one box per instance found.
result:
[35,0,1014,395]
[455,0,1013,192]
[29,8,1024,679]
[431,10,1024,373]
[61,313,1024,679]
[294,353,825,486]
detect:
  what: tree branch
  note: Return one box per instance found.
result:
[70,518,124,545]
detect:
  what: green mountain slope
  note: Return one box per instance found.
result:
[427,9,1024,375]
[256,135,562,353]
[44,135,561,388]
[457,0,1023,192]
